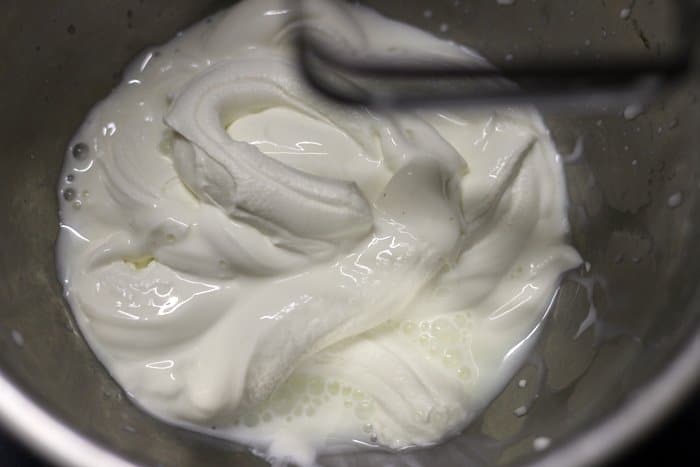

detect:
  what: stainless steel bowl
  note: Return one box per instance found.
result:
[1,1,699,466]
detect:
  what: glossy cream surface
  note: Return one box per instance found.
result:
[57,0,581,464]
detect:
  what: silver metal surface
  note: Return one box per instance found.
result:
[0,1,699,466]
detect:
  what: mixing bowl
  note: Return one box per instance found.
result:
[1,1,699,466]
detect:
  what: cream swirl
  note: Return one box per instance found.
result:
[165,53,466,258]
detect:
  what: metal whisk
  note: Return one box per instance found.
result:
[295,0,699,110]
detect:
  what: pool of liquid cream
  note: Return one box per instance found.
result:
[56,0,581,464]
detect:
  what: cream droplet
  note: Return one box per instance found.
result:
[623,104,643,120]
[11,330,24,346]
[667,192,683,208]
[533,437,551,451]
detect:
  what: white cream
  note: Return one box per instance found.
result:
[56,0,581,464]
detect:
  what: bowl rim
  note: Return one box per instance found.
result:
[533,328,700,467]
[0,330,698,467]
[0,370,132,467]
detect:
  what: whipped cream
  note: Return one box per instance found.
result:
[57,0,581,464]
